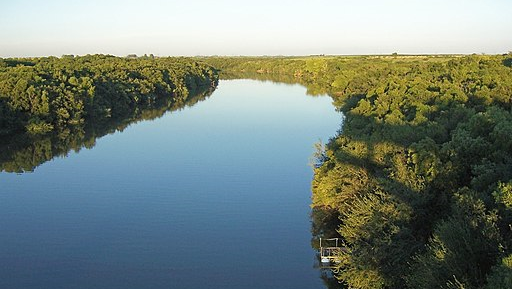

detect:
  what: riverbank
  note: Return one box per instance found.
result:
[2,53,512,288]
[202,54,512,289]
[0,55,218,136]
[0,55,218,173]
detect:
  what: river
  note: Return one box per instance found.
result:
[0,79,342,289]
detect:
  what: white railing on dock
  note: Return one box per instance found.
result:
[319,238,342,265]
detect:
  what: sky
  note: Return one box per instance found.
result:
[1,0,511,57]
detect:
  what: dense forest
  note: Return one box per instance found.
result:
[202,54,512,288]
[0,55,218,172]
[3,53,512,288]
[0,55,218,136]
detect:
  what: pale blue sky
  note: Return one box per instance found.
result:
[1,0,511,57]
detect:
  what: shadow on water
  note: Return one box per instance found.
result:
[0,85,216,173]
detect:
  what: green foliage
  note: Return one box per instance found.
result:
[0,55,218,172]
[199,54,512,288]
[335,190,417,288]
[407,189,502,289]
[0,83,216,173]
[494,182,512,208]
[3,54,512,286]
[485,254,512,289]
[0,55,218,136]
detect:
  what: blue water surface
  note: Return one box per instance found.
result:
[0,79,341,289]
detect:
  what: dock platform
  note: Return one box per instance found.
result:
[319,238,342,264]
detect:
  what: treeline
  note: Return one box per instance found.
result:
[0,85,215,173]
[0,55,218,136]
[202,54,512,288]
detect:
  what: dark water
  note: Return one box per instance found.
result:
[0,79,341,289]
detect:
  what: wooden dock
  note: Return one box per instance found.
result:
[319,238,342,265]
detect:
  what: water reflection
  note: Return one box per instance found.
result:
[221,71,301,85]
[0,86,216,173]
[222,72,345,288]
[311,207,344,289]
[220,71,332,97]
[0,75,344,289]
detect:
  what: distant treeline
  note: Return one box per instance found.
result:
[0,55,218,136]
[202,54,512,289]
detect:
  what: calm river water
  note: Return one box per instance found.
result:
[0,79,341,289]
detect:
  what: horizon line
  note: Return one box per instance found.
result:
[2,51,511,59]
